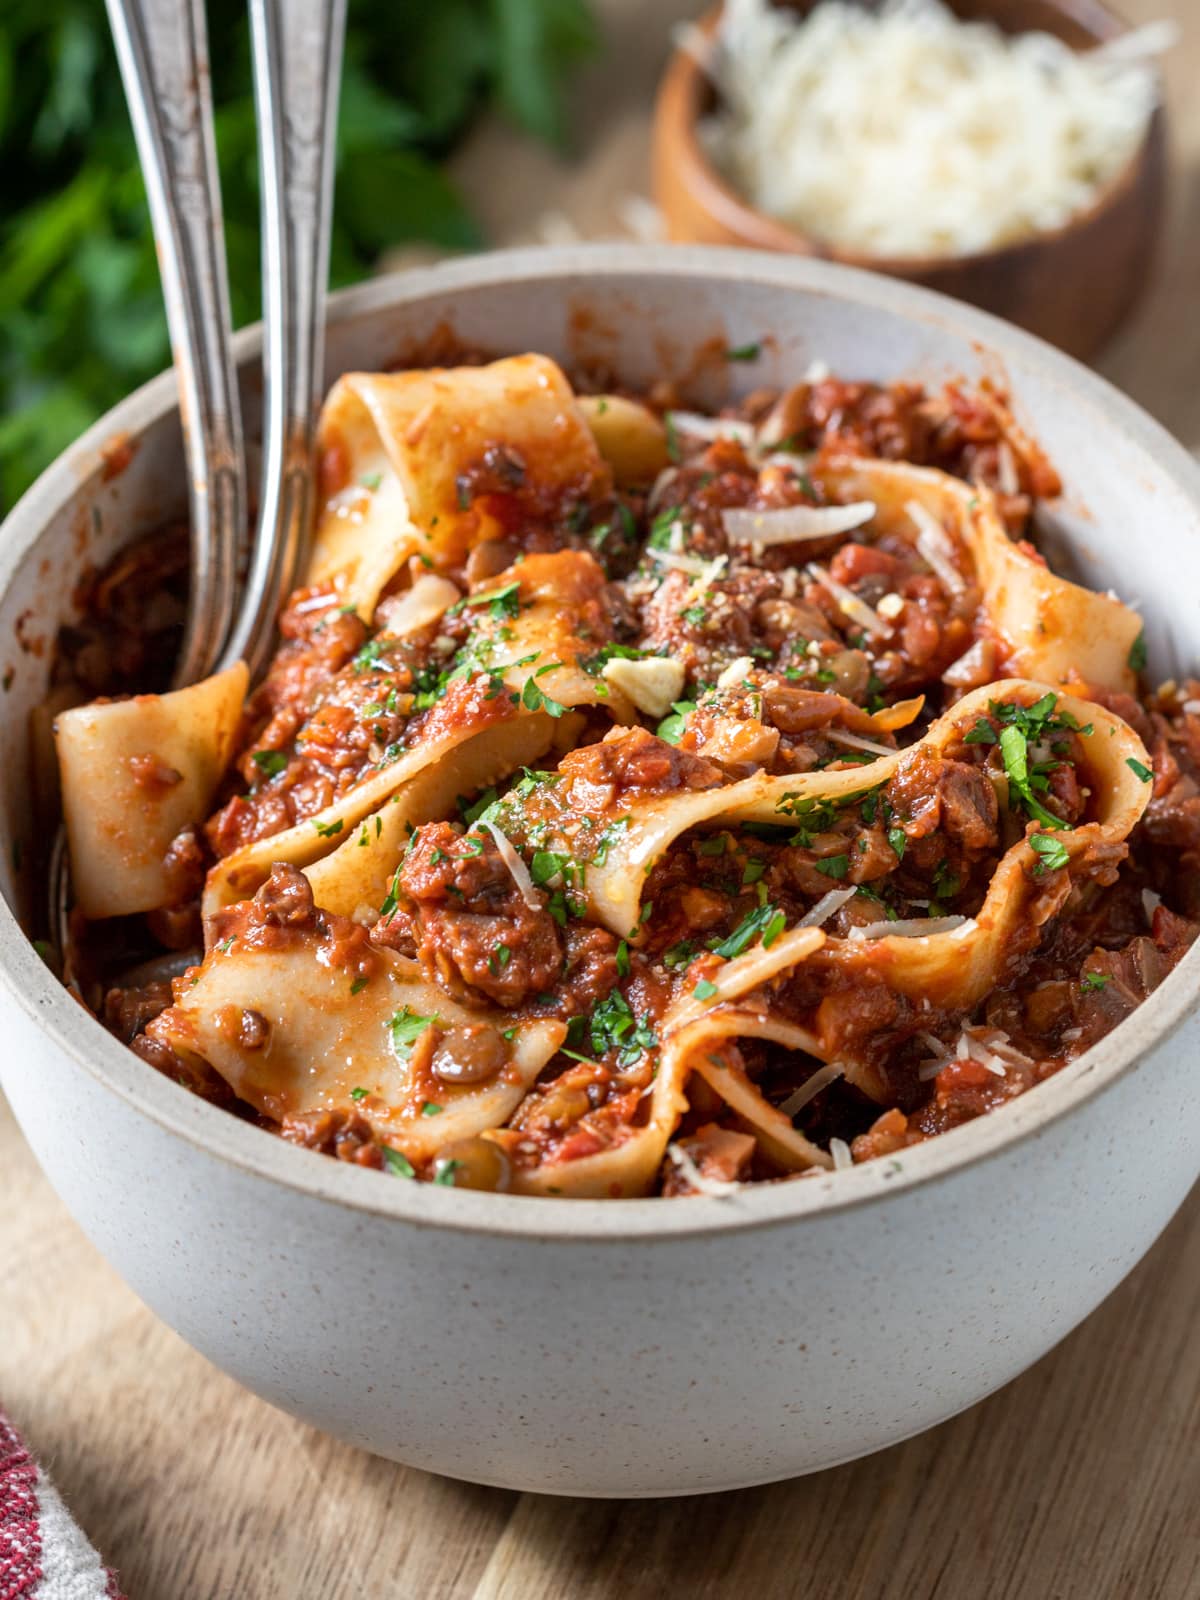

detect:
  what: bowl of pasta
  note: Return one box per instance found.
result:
[1,246,1197,1496]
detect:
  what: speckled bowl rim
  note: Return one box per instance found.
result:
[2,244,1198,1243]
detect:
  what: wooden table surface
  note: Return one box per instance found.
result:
[3,2,1198,1595]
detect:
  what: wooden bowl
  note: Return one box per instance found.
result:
[652,0,1168,359]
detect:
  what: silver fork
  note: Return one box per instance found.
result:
[51,0,346,954]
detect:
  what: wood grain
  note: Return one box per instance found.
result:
[3,0,1199,1593]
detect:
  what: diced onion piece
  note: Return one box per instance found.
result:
[1182,699,1200,716]
[825,729,895,757]
[829,1137,853,1171]
[479,820,540,910]
[666,1143,741,1197]
[907,500,967,595]
[806,562,890,638]
[876,592,905,620]
[798,886,857,928]
[847,915,970,941]
[1142,887,1162,925]
[778,1060,846,1118]
[666,411,756,446]
[722,501,876,544]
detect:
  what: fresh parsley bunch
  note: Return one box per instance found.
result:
[0,0,596,507]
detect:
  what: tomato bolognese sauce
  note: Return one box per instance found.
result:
[47,356,1200,1197]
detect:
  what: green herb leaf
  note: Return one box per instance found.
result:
[657,700,696,745]
[388,1006,439,1060]
[1126,757,1153,783]
[693,978,718,1000]
[252,749,288,778]
[382,1147,415,1179]
[1029,833,1071,875]
[724,342,761,362]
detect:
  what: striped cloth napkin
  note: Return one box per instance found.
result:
[1,1411,126,1600]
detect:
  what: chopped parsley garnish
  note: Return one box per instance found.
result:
[963,718,998,746]
[433,1159,463,1186]
[616,940,631,978]
[932,861,961,902]
[488,945,512,976]
[724,342,761,362]
[682,604,708,627]
[589,989,657,1067]
[531,850,571,886]
[999,723,1071,831]
[459,787,499,825]
[314,817,344,838]
[815,854,850,880]
[666,413,681,462]
[1029,833,1071,875]
[1128,631,1147,673]
[1127,757,1153,783]
[360,471,382,491]
[388,1006,439,1060]
[712,901,787,958]
[521,674,569,719]
[379,866,403,921]
[350,976,369,996]
[648,505,683,549]
[382,1147,415,1179]
[513,767,561,797]
[352,637,387,674]
[663,940,697,970]
[697,835,727,857]
[693,978,719,1000]
[657,700,696,745]
[350,1086,368,1102]
[421,1102,443,1117]
[581,642,645,676]
[449,580,522,622]
[1081,971,1110,991]
[252,749,288,779]
[742,858,766,885]
[887,826,907,860]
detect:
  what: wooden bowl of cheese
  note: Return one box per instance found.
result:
[652,0,1168,358]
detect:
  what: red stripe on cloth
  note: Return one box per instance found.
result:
[0,1411,43,1599]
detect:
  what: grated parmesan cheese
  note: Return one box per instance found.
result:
[700,0,1168,259]
[667,1143,742,1198]
[779,1060,846,1118]
[478,821,541,911]
[798,886,857,928]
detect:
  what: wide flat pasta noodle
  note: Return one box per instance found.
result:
[816,456,1142,693]
[308,355,611,615]
[720,678,1152,1013]
[202,551,633,924]
[148,934,565,1166]
[56,662,248,919]
[303,714,557,921]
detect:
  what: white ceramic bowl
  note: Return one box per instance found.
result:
[2,247,1198,1497]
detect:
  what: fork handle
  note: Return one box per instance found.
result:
[104,0,245,688]
[220,0,347,680]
